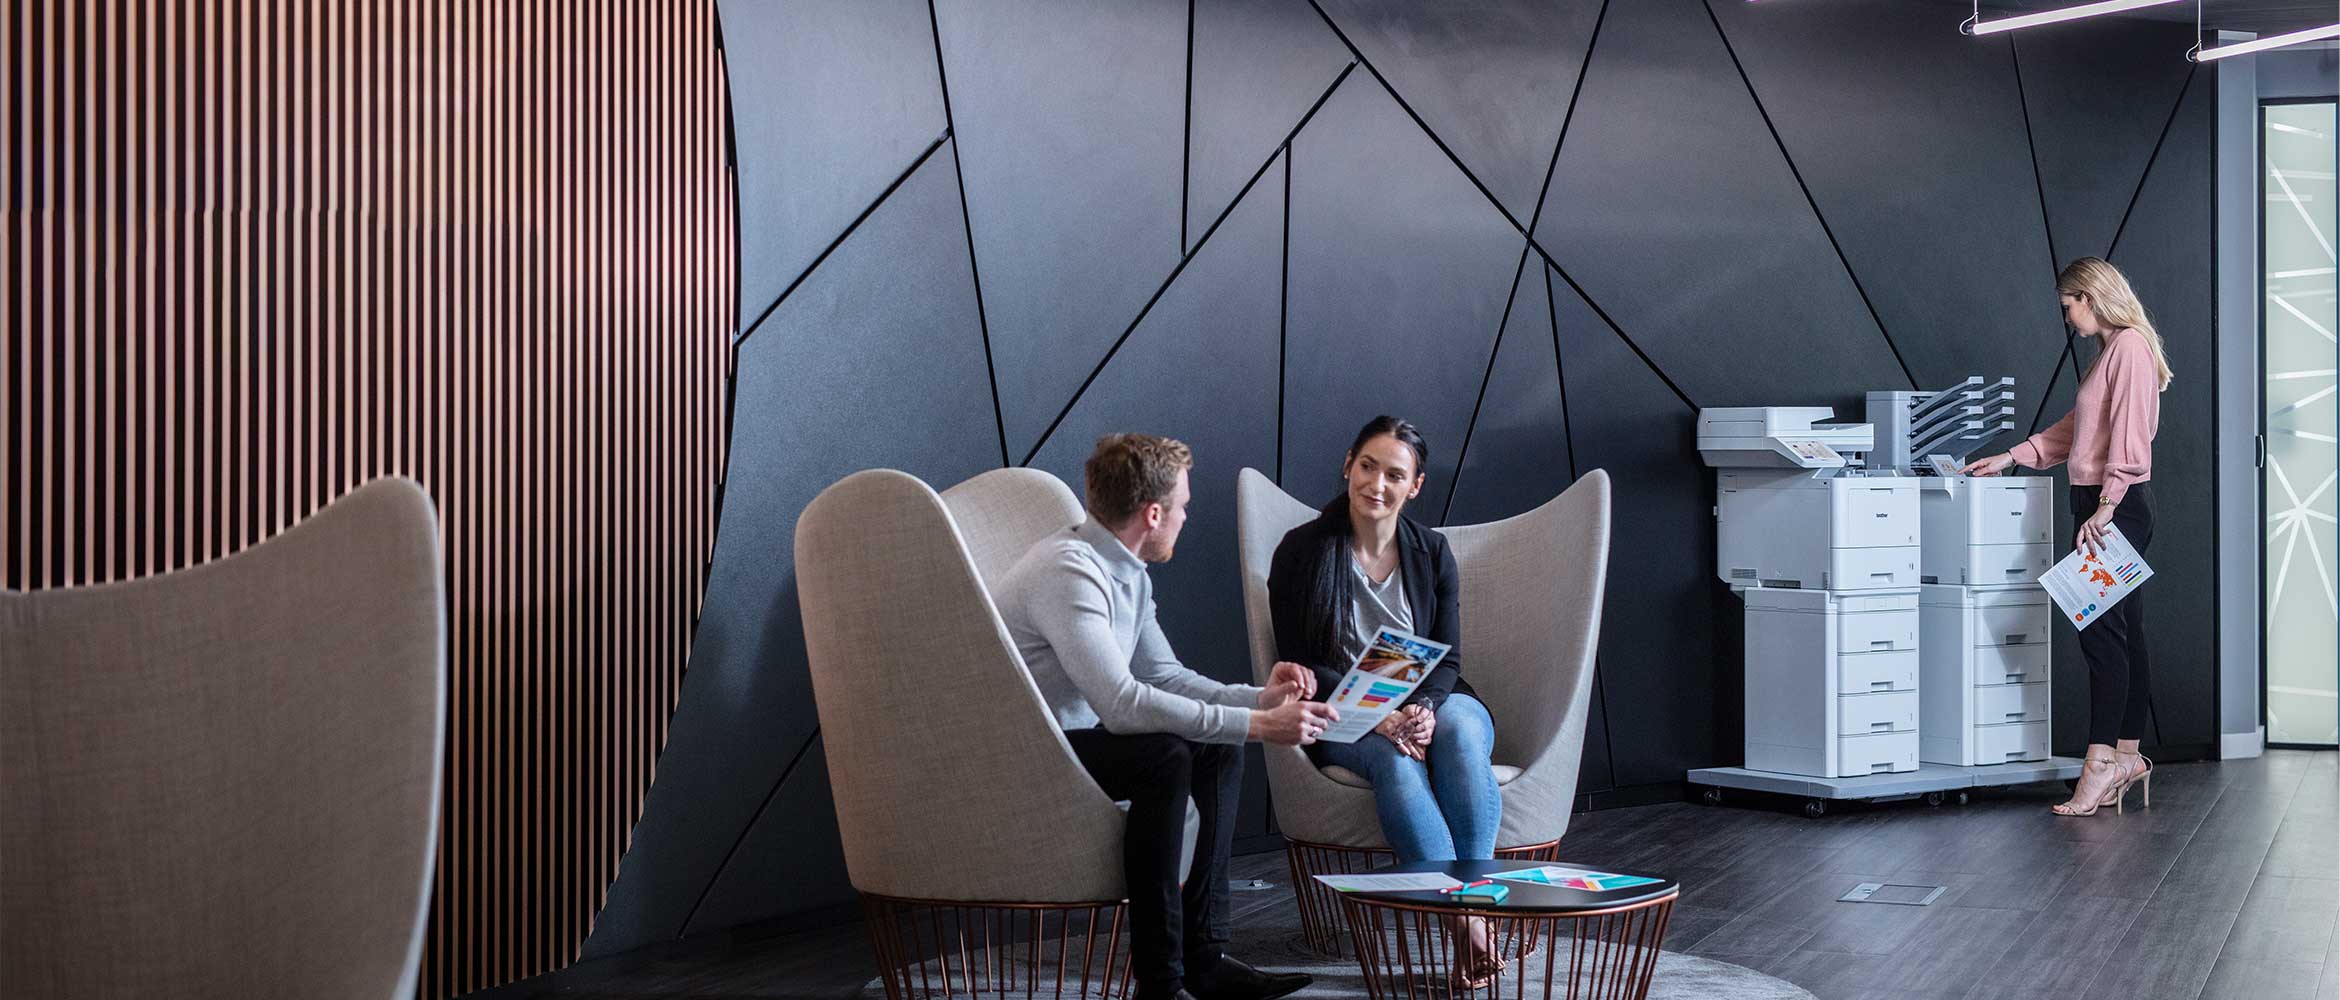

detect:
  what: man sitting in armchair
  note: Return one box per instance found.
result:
[997,433,1337,1000]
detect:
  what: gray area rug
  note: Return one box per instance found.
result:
[858,920,1813,1000]
[1210,920,1810,1000]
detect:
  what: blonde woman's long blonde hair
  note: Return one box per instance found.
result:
[2058,256,2174,391]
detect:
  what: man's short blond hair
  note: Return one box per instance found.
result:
[1083,433,1192,527]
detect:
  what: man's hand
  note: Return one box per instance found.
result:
[1259,661,1317,708]
[1252,699,1340,746]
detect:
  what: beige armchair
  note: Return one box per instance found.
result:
[2,477,446,1000]
[797,467,1192,999]
[1234,467,1611,952]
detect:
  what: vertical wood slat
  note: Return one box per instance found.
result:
[3,3,735,996]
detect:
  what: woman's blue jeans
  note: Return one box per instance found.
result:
[1308,692,1502,862]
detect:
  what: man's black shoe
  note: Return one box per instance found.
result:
[1188,956,1311,1000]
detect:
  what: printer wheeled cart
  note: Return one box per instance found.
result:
[1687,759,2084,818]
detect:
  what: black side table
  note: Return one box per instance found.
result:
[1332,860,1679,1000]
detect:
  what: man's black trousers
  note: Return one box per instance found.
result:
[1062,729,1241,995]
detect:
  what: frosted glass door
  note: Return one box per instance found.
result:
[2263,100,2338,747]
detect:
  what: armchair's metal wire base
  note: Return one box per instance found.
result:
[863,894,1138,1000]
[1337,892,1675,1000]
[1286,839,1562,955]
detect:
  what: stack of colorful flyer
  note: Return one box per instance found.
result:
[2037,524,2153,630]
[1313,627,1452,744]
[1489,865,1664,892]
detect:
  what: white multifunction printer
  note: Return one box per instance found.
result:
[1699,407,1924,778]
[1878,381,2060,768]
[1689,383,2077,816]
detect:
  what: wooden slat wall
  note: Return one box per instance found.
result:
[1,2,735,996]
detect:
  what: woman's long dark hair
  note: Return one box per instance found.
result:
[1300,416,1430,669]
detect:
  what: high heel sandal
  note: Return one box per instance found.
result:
[2051,755,2121,816]
[2099,752,2153,812]
[1447,916,1504,993]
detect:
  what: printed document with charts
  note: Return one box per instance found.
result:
[1312,626,1451,744]
[2037,524,2153,631]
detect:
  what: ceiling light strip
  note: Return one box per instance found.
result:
[2193,23,2340,61]
[1962,0,2187,36]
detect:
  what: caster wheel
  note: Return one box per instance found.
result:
[1924,791,1946,808]
[1956,791,1971,806]
[1701,788,1724,807]
[1803,800,1827,819]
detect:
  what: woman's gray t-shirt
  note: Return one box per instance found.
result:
[1338,556,1414,668]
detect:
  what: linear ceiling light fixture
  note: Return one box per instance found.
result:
[1960,0,2187,36]
[2191,23,2340,61]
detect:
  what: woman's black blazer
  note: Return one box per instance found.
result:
[1265,501,1476,712]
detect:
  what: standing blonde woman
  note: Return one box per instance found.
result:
[1963,257,2173,817]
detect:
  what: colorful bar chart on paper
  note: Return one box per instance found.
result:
[1490,866,1665,892]
[1356,680,1409,709]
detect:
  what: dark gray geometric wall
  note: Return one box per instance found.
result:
[586,0,2221,955]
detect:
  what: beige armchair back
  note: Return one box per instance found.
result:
[796,468,1128,903]
[2,477,446,1000]
[1234,467,1611,850]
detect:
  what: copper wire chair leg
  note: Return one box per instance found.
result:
[1056,910,1071,999]
[1102,904,1126,1000]
[866,897,905,1000]
[1109,908,1127,1000]
[859,896,1147,1000]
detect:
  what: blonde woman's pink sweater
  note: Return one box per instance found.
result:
[2011,327,2160,504]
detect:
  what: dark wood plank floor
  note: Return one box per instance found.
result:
[474,750,2338,1000]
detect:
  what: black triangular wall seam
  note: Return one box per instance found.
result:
[1439,0,1611,527]
[1699,0,1916,391]
[1302,0,1532,235]
[1302,0,1688,418]
[2024,63,2198,435]
[676,725,824,938]
[1181,0,1196,256]
[1540,255,1699,412]
[927,0,1011,469]
[1546,267,1581,484]
[1545,264,1612,793]
[1277,145,1292,486]
[731,131,950,348]
[2106,66,2199,264]
[1018,64,1356,467]
[1441,250,1536,527]
[2010,32,2084,438]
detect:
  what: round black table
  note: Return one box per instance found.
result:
[1333,860,1679,1000]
